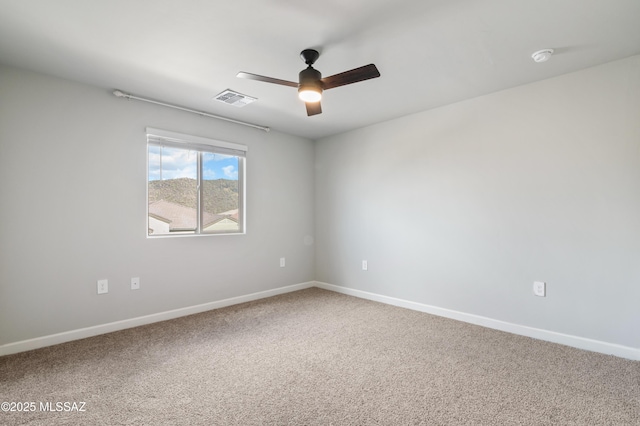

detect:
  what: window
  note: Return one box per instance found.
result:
[146,128,246,236]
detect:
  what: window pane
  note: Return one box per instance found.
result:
[148,146,198,235]
[201,152,240,233]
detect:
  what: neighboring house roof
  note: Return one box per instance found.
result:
[149,200,236,232]
[217,209,239,221]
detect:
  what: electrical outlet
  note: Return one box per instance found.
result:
[362,260,368,271]
[533,281,546,297]
[131,277,140,290]
[280,257,286,267]
[97,279,108,294]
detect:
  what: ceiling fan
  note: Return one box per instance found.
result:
[237,49,380,116]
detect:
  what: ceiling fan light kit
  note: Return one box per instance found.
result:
[237,48,380,116]
[298,87,322,103]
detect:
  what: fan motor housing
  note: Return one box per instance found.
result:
[298,67,323,92]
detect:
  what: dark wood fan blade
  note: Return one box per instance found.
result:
[321,64,380,90]
[236,72,298,88]
[305,101,322,116]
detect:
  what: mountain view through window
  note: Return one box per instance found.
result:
[148,145,241,235]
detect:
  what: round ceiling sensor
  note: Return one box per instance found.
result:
[532,49,554,63]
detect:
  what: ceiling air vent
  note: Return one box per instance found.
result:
[214,89,257,107]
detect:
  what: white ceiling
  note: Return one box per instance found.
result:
[1,0,639,140]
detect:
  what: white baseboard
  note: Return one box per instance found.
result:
[3,281,637,361]
[0,281,315,357]
[315,281,640,361]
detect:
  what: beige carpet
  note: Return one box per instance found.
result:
[1,287,639,425]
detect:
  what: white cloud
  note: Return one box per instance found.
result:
[149,147,197,180]
[203,168,217,179]
[222,165,237,179]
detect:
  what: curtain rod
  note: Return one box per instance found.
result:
[112,89,270,132]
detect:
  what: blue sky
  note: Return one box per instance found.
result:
[148,146,238,181]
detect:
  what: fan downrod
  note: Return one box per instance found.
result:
[300,49,320,66]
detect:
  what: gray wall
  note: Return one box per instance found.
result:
[315,55,640,349]
[0,65,315,345]
[2,55,639,352]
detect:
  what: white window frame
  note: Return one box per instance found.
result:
[146,127,247,237]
